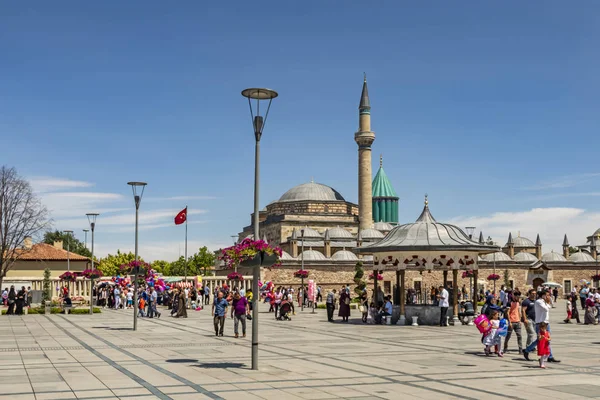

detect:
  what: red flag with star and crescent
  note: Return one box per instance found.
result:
[174,207,187,225]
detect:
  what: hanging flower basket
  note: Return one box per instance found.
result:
[368,273,384,281]
[487,274,501,281]
[81,269,103,280]
[59,271,78,282]
[462,270,475,279]
[227,272,244,281]
[294,269,309,279]
[119,260,150,276]
[592,274,600,282]
[219,238,282,269]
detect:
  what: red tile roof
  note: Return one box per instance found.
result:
[13,243,90,261]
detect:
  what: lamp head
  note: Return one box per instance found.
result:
[127,182,147,209]
[86,213,99,230]
[241,88,278,141]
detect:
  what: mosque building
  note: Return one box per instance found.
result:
[233,77,600,298]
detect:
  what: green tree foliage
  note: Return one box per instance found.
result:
[353,261,366,296]
[43,230,92,258]
[42,268,51,305]
[160,247,216,276]
[150,260,170,274]
[568,246,579,255]
[97,250,142,277]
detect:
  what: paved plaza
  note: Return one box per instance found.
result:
[1,303,599,400]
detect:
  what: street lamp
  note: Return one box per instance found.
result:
[63,230,73,271]
[242,87,278,371]
[465,227,476,240]
[128,181,147,331]
[86,213,99,314]
[83,229,89,249]
[301,228,305,311]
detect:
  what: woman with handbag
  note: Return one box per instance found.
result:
[338,286,351,322]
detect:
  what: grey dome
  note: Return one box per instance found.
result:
[362,255,374,262]
[331,250,359,261]
[483,252,512,262]
[358,201,500,254]
[374,222,394,231]
[513,252,538,262]
[298,249,327,261]
[541,252,567,262]
[278,182,345,202]
[328,226,354,239]
[280,251,295,260]
[298,227,322,238]
[505,236,535,248]
[569,251,596,263]
[360,228,385,239]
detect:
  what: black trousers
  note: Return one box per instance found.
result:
[440,307,448,326]
[326,303,334,321]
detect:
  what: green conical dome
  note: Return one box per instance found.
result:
[372,156,399,224]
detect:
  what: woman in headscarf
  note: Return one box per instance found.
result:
[584,294,596,325]
[338,286,351,322]
[481,295,501,319]
[170,289,179,317]
[7,286,16,315]
[15,286,26,315]
[176,287,188,318]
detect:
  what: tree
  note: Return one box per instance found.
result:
[43,230,92,258]
[42,268,52,305]
[165,247,217,276]
[97,250,143,277]
[150,260,170,274]
[353,261,366,296]
[568,246,579,255]
[0,166,50,288]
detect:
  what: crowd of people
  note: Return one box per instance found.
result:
[1,285,33,315]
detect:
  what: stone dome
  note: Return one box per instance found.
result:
[362,255,374,262]
[569,251,596,263]
[298,227,322,238]
[360,228,385,239]
[331,250,359,261]
[513,252,539,262]
[298,249,327,261]
[374,221,394,231]
[505,236,535,248]
[483,252,512,262]
[278,182,345,202]
[328,226,354,239]
[541,252,567,262]
[280,251,295,260]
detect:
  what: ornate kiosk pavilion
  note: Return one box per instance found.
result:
[356,196,499,325]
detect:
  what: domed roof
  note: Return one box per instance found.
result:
[328,226,354,239]
[280,251,295,260]
[483,252,512,262]
[298,249,327,261]
[278,182,345,202]
[360,228,385,239]
[505,235,535,248]
[298,227,322,238]
[541,251,567,262]
[358,198,500,254]
[513,252,538,262]
[374,221,394,231]
[569,251,596,263]
[362,255,374,262]
[331,250,359,261]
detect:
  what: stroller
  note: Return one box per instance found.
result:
[277,301,292,321]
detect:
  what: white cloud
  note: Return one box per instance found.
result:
[449,207,600,253]
[145,195,218,202]
[524,173,600,190]
[30,177,94,192]
[41,192,125,219]
[85,209,208,226]
[94,239,231,262]
[101,220,210,233]
[527,192,600,201]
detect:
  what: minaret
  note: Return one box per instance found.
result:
[355,74,376,230]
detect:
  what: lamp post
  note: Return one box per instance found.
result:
[242,87,277,371]
[128,182,147,331]
[83,229,89,249]
[63,230,73,271]
[465,227,475,240]
[86,213,99,314]
[301,228,305,311]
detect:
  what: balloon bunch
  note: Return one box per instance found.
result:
[145,269,166,292]
[112,275,131,287]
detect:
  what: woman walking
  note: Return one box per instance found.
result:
[15,286,26,315]
[338,286,351,322]
[6,286,16,315]
[584,295,596,325]
[176,288,188,318]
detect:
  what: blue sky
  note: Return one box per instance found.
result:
[1,2,599,260]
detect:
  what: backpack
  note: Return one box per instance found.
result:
[474,314,491,334]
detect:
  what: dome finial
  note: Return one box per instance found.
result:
[424,193,428,206]
[310,176,314,183]
[364,72,367,82]
[380,154,383,168]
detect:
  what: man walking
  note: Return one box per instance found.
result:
[521,289,537,348]
[231,292,249,338]
[326,289,336,322]
[523,289,560,363]
[212,291,228,337]
[149,287,161,318]
[503,292,523,354]
[438,285,449,326]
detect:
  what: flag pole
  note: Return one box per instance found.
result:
[185,206,188,283]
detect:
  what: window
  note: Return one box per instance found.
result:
[509,280,514,289]
[564,280,572,294]
[384,281,391,295]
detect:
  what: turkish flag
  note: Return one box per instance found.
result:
[174,207,187,225]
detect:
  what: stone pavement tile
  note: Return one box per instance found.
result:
[320,386,383,399]
[58,370,107,391]
[0,394,36,400]
[35,391,76,400]
[112,388,153,397]
[169,394,213,400]
[31,382,72,393]
[72,389,115,399]
[119,396,162,400]
[0,383,33,395]
[281,386,340,399]
[123,364,183,387]
[251,389,305,400]
[219,392,274,400]
[159,385,197,394]
[412,381,506,400]
[232,382,274,390]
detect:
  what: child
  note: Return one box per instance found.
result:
[564,295,573,323]
[483,310,503,357]
[138,297,146,317]
[538,322,551,368]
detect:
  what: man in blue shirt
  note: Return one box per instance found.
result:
[212,291,229,337]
